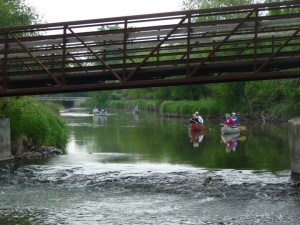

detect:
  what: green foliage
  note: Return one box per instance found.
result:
[244,80,289,114]
[109,99,161,111]
[0,0,69,150]
[85,91,111,107]
[265,0,300,15]
[160,99,221,116]
[181,0,254,11]
[181,0,255,22]
[77,0,300,120]
[0,0,40,27]
[4,97,68,149]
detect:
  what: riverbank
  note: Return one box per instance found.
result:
[162,112,291,123]
[0,97,69,162]
[107,99,292,123]
[0,145,63,163]
[15,146,63,159]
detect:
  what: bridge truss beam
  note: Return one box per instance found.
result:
[1,1,300,96]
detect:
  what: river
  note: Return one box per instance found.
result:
[0,108,299,225]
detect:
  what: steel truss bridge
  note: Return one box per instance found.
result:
[1,1,300,97]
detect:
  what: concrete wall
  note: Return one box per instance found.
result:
[0,118,12,161]
[288,117,300,178]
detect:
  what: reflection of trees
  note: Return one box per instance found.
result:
[69,114,289,171]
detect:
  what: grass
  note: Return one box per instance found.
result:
[4,97,69,150]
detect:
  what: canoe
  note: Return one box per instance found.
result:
[221,125,240,134]
[221,133,240,143]
[189,129,208,138]
[189,123,207,132]
[93,112,107,116]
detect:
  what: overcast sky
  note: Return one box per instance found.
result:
[25,0,184,23]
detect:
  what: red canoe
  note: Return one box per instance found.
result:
[189,123,208,132]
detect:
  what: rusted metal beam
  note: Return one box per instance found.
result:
[186,14,191,75]
[0,0,298,33]
[62,25,67,85]
[125,16,187,81]
[0,1,299,96]
[1,32,9,90]
[256,29,300,73]
[1,70,300,97]
[188,10,255,77]
[18,57,33,71]
[254,8,259,72]
[8,32,62,86]
[68,28,122,82]
[123,20,128,80]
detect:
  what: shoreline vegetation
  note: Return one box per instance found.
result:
[108,99,292,123]
[1,97,69,160]
[5,96,292,161]
[1,0,297,161]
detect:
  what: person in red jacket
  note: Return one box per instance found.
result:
[224,113,236,127]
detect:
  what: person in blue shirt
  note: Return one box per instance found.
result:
[231,112,239,126]
[101,107,107,113]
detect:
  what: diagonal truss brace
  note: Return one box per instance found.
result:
[188,10,255,77]
[68,28,122,82]
[9,32,62,86]
[255,29,300,73]
[125,16,187,81]
[0,32,9,90]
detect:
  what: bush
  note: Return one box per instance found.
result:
[4,97,68,150]
[160,99,221,117]
[109,100,161,111]
[109,99,227,118]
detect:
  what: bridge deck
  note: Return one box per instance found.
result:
[1,1,300,96]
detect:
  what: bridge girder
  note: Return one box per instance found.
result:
[1,1,300,96]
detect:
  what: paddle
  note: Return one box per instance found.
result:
[237,136,247,141]
[190,118,208,131]
[237,125,247,131]
[190,118,202,125]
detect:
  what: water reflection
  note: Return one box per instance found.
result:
[62,109,290,171]
[221,133,239,153]
[133,112,139,123]
[188,130,206,148]
[93,114,107,126]
[0,109,293,225]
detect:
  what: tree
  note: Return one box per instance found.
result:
[0,0,41,114]
[181,0,256,11]
[0,0,40,27]
[0,0,40,112]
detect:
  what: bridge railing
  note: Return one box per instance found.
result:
[0,1,300,96]
[33,96,90,101]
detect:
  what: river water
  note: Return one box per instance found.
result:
[0,108,299,225]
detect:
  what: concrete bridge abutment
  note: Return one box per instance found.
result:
[0,118,12,161]
[288,117,300,179]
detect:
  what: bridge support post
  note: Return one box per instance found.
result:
[0,118,12,161]
[288,117,300,179]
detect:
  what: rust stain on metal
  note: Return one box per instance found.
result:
[0,1,300,96]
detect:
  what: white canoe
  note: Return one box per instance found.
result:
[221,133,240,143]
[93,112,107,116]
[221,125,240,134]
